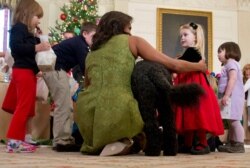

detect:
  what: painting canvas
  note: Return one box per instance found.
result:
[156,8,213,70]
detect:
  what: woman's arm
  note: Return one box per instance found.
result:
[128,35,207,73]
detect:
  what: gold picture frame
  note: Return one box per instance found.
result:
[157,8,213,71]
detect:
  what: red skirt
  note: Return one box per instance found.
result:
[174,72,224,136]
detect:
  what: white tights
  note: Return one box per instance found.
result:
[229,120,244,143]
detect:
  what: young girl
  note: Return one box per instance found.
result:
[2,0,50,153]
[173,22,224,155]
[217,42,245,153]
[243,64,250,128]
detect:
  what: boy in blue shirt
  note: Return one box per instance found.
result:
[43,22,96,152]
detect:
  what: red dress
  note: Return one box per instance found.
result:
[174,48,224,136]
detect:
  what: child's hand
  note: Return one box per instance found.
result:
[172,73,177,84]
[36,71,43,77]
[35,42,51,52]
[172,73,177,79]
[1,65,9,73]
[221,95,229,106]
[35,26,43,37]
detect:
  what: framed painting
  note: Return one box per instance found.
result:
[156,8,213,70]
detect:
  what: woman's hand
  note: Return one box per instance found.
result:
[198,59,207,72]
[35,42,51,52]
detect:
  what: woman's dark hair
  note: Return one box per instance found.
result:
[217,42,241,62]
[91,11,133,51]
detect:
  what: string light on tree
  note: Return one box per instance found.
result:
[49,0,99,44]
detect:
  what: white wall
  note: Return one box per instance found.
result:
[37,0,68,35]
[38,0,250,73]
[115,0,240,73]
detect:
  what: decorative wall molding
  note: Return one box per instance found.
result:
[34,0,250,66]
[128,0,238,11]
[0,0,20,9]
[238,0,250,11]
[98,0,114,15]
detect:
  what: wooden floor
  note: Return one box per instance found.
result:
[0,144,250,168]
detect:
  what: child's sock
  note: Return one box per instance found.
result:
[184,131,194,147]
[196,131,208,150]
[25,134,38,145]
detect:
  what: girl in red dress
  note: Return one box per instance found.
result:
[173,22,224,155]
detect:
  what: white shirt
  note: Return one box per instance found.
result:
[244,78,250,106]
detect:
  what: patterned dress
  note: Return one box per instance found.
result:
[76,35,144,154]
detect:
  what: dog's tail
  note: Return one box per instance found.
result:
[170,83,205,106]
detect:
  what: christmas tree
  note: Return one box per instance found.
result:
[49,0,99,44]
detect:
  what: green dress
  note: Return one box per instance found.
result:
[76,34,144,154]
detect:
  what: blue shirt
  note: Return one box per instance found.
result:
[53,35,89,73]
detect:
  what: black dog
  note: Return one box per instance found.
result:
[131,60,204,156]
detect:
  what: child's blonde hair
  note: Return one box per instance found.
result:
[12,0,43,33]
[243,64,250,83]
[180,22,205,60]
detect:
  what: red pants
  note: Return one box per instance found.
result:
[2,68,37,141]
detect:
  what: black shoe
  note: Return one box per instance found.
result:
[190,144,210,155]
[130,132,146,154]
[53,144,81,152]
[207,136,215,152]
[215,136,223,150]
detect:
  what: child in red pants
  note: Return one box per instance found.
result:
[2,0,50,153]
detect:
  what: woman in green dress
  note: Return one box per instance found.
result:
[76,11,207,155]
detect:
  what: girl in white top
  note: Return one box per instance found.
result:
[243,64,250,127]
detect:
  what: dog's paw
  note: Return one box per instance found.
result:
[163,143,178,156]
[144,147,161,156]
[163,149,177,156]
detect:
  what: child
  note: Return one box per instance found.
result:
[243,64,250,128]
[217,42,245,153]
[173,22,224,155]
[2,0,50,153]
[63,31,75,40]
[42,22,96,152]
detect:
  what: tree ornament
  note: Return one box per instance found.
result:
[49,0,98,44]
[74,27,81,35]
[88,0,94,5]
[60,13,67,21]
[73,17,78,22]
